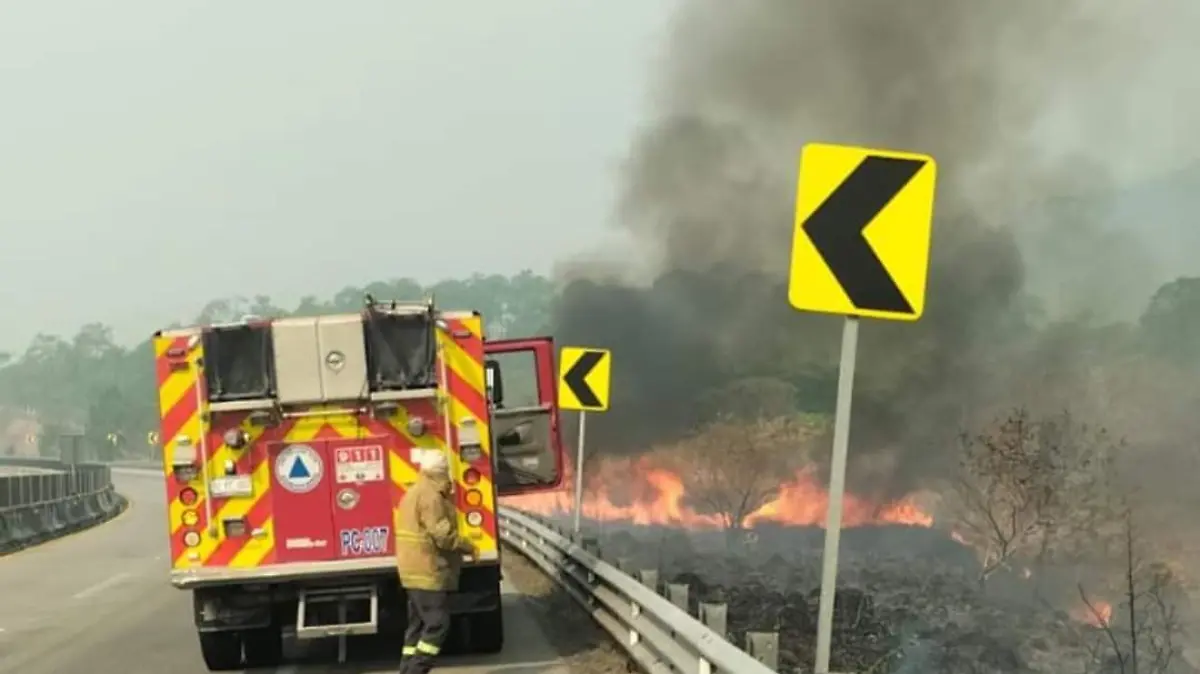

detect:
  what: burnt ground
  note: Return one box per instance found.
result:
[501,544,634,673]
[529,515,1199,674]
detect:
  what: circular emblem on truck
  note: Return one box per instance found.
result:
[337,488,360,510]
[325,350,346,371]
[275,444,323,494]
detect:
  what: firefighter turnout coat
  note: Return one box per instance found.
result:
[395,473,474,591]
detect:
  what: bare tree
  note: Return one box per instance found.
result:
[673,415,820,539]
[1077,508,1183,674]
[948,408,1121,586]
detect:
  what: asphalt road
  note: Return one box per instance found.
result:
[0,469,571,674]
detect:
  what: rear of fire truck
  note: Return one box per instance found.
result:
[152,298,565,671]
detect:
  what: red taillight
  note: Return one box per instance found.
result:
[179,487,198,506]
[463,468,481,485]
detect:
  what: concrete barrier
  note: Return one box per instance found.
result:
[0,458,128,555]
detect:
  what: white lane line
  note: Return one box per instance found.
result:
[71,572,132,600]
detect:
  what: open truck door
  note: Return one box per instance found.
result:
[483,336,565,496]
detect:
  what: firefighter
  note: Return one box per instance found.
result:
[395,450,476,674]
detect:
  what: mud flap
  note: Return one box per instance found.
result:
[193,588,271,632]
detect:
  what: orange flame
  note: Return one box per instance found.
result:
[504,455,934,529]
[1071,600,1113,628]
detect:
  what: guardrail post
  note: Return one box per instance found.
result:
[638,569,659,593]
[699,602,728,637]
[744,631,779,670]
[666,583,689,611]
[581,536,600,558]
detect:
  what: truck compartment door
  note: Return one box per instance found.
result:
[268,440,337,563]
[483,336,565,496]
[327,437,394,559]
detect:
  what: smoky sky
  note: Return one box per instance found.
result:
[551,0,1200,500]
[0,2,667,351]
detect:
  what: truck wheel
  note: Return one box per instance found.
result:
[198,630,243,671]
[467,606,505,654]
[242,625,284,668]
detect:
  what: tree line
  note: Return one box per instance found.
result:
[6,269,1200,464]
[0,271,554,459]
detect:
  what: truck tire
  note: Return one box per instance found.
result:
[467,606,505,654]
[242,625,284,668]
[198,630,242,671]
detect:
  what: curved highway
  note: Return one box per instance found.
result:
[0,470,571,673]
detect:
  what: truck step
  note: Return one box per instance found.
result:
[295,585,379,641]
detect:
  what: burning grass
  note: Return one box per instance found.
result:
[505,451,934,530]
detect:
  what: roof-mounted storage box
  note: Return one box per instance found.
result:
[272,315,369,404]
[202,324,276,402]
[363,309,438,391]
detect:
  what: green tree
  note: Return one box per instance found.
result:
[1140,276,1200,366]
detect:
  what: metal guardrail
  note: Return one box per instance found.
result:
[0,457,125,553]
[499,507,779,674]
[0,459,113,511]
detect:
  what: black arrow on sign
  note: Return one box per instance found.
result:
[563,351,604,407]
[802,155,926,314]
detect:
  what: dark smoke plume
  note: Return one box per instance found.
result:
[552,0,1200,500]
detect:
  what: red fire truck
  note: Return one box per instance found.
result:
[152,297,564,670]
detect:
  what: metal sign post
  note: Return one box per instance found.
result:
[66,432,82,495]
[813,316,859,668]
[557,346,613,539]
[788,142,938,674]
[572,411,587,536]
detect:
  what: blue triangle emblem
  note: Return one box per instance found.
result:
[289,457,311,480]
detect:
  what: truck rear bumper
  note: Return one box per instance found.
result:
[191,564,502,632]
[170,550,500,589]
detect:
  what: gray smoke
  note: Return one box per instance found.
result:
[553,0,1200,499]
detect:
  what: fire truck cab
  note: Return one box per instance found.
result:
[152,297,565,670]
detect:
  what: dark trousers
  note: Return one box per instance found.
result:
[399,589,451,674]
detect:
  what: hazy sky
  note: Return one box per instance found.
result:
[0,2,668,349]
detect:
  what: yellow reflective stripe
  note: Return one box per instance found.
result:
[400,572,438,581]
[416,641,440,655]
[402,646,416,655]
